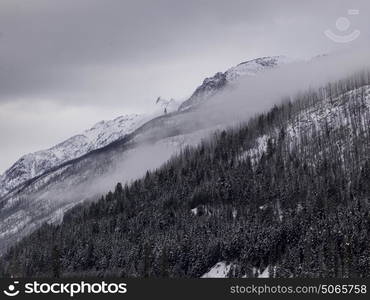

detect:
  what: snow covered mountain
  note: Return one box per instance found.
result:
[0,114,147,197]
[3,54,361,255]
[0,55,301,253]
[0,110,211,253]
[178,56,293,111]
[2,69,369,277]
[0,56,290,199]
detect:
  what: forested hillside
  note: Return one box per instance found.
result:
[1,72,369,278]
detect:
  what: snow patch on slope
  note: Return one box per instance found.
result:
[201,262,234,278]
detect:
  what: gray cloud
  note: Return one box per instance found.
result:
[0,0,369,172]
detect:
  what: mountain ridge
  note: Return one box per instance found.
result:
[0,55,290,200]
[0,114,147,197]
[178,56,293,111]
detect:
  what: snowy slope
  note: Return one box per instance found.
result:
[178,56,293,111]
[201,262,234,278]
[238,86,370,167]
[0,114,147,197]
[0,112,214,253]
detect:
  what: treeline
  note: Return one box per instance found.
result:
[0,72,369,278]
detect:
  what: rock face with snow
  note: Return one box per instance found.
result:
[178,56,292,111]
[0,114,146,197]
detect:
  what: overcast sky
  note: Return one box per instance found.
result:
[0,0,369,173]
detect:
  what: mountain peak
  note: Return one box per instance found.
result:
[178,56,292,112]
